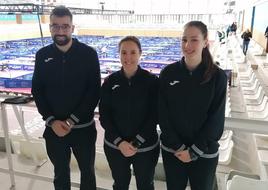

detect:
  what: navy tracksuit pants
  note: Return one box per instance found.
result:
[162,148,218,190]
[104,143,160,190]
[44,124,97,190]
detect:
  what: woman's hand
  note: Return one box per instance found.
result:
[174,149,191,163]
[118,141,137,157]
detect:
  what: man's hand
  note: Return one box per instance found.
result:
[51,120,71,137]
[174,149,191,163]
[118,141,137,157]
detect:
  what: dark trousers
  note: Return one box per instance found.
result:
[162,148,218,190]
[104,144,160,190]
[43,124,97,190]
[243,40,250,55]
[266,38,268,53]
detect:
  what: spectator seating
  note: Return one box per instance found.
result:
[237,62,268,120]
[219,136,234,165]
[226,174,268,190]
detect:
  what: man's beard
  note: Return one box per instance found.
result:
[53,35,71,46]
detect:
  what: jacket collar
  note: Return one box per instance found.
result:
[52,38,78,55]
[180,56,207,77]
[119,65,143,80]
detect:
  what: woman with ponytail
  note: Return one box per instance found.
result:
[159,21,227,190]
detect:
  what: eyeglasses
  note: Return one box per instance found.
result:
[50,24,72,32]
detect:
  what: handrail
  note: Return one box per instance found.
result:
[225,117,268,134]
[1,95,268,135]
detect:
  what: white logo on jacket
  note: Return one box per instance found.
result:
[44,58,53,63]
[112,85,120,90]
[169,80,180,86]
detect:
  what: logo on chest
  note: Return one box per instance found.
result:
[44,58,53,63]
[112,84,120,90]
[169,80,180,86]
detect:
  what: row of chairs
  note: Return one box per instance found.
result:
[226,133,268,189]
[238,64,268,120]
[225,35,268,189]
[213,36,254,189]
[212,38,235,173]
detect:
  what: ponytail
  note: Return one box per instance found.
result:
[202,46,217,83]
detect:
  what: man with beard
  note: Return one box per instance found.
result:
[31,6,101,190]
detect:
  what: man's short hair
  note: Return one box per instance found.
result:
[50,6,73,21]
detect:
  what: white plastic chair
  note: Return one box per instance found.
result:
[227,175,268,190]
[247,96,268,112]
[219,140,234,165]
[248,100,268,119]
[258,150,268,165]
[254,134,268,150]
[219,131,233,150]
[19,139,48,166]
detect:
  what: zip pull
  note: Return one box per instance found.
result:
[62,55,66,63]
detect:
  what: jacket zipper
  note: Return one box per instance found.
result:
[62,55,65,88]
[127,79,132,131]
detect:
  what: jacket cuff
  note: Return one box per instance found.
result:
[175,144,186,152]
[190,144,204,156]
[136,134,146,143]
[70,114,79,124]
[45,116,55,127]
[188,147,199,161]
[113,137,123,146]
[131,135,146,148]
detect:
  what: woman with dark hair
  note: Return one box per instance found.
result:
[99,36,160,190]
[159,21,227,190]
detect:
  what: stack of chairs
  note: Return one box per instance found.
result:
[218,83,234,167]
[238,64,268,120]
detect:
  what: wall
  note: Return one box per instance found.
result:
[242,7,252,31]
[0,24,50,41]
[0,15,16,24]
[253,1,268,50]
[0,14,47,24]
[77,28,182,37]
[0,24,183,41]
[240,1,268,50]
